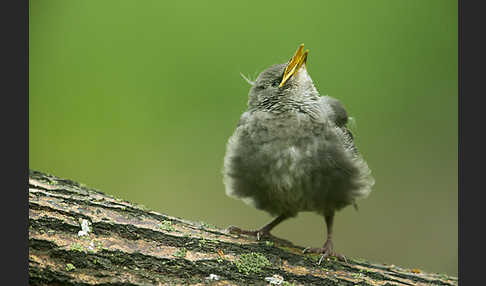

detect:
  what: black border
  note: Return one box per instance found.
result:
[459,0,483,285]
[3,0,28,285]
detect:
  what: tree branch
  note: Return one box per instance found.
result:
[29,170,457,286]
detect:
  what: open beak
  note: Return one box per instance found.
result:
[279,44,309,88]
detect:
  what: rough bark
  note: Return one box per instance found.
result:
[29,170,457,286]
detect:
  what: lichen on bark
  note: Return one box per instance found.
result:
[29,170,458,286]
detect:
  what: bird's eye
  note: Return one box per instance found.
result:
[271,79,280,87]
[272,72,284,87]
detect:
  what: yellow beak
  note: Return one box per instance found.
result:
[279,44,309,88]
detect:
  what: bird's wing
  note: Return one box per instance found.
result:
[319,96,358,155]
[339,124,359,157]
[321,96,348,126]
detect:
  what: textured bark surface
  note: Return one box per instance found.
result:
[29,170,457,286]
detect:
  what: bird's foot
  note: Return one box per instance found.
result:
[227,225,270,240]
[303,240,347,264]
[226,225,293,246]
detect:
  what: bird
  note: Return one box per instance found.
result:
[222,44,374,263]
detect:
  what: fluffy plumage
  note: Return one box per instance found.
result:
[223,53,374,261]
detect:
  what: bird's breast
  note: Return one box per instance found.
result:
[224,106,374,215]
[245,111,327,144]
[223,109,354,214]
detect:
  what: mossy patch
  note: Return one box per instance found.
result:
[65,263,76,271]
[198,221,217,229]
[234,252,272,275]
[70,242,85,252]
[173,247,187,258]
[158,221,175,232]
[198,237,207,247]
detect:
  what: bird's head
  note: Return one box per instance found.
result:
[246,44,319,109]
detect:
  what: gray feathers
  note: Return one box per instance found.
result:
[223,63,374,218]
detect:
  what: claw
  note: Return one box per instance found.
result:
[337,253,348,264]
[303,240,348,265]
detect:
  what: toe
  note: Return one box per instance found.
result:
[256,231,262,240]
[336,253,347,263]
[302,247,322,254]
[303,245,347,264]
[227,225,243,235]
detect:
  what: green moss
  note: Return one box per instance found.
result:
[70,242,85,252]
[198,238,207,247]
[305,253,322,263]
[234,252,272,275]
[351,273,363,280]
[94,240,104,250]
[208,238,219,244]
[265,241,274,247]
[352,257,367,263]
[137,204,149,211]
[438,273,450,280]
[277,246,300,254]
[199,221,217,229]
[65,263,76,271]
[47,178,58,185]
[173,247,187,258]
[158,221,175,232]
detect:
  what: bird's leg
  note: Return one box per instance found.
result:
[227,214,291,244]
[303,211,347,264]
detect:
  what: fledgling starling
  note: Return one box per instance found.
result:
[222,44,375,262]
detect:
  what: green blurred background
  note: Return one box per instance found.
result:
[29,0,457,276]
